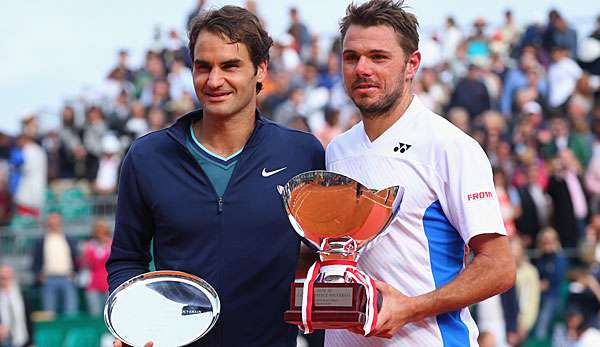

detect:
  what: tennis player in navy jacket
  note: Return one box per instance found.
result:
[107,6,324,347]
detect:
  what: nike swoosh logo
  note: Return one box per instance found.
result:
[262,167,287,177]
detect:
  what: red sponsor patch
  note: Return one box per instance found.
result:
[467,191,493,201]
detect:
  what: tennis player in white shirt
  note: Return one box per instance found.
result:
[324,1,516,346]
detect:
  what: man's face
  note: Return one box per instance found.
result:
[540,233,558,253]
[118,52,128,65]
[341,25,419,118]
[46,213,63,233]
[0,266,12,289]
[551,48,566,62]
[192,30,266,119]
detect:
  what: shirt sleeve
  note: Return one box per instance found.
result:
[436,136,507,244]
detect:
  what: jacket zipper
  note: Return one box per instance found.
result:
[217,197,224,214]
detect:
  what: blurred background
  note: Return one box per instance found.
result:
[0,0,599,346]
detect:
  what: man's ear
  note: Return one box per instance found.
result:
[256,60,268,82]
[405,50,421,80]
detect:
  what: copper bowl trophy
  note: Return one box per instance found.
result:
[278,170,403,335]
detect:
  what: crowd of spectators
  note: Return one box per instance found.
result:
[0,1,600,346]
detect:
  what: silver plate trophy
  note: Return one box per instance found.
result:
[104,271,220,347]
[277,170,403,333]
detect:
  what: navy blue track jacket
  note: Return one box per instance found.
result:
[106,110,325,346]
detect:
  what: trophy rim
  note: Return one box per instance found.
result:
[104,270,221,346]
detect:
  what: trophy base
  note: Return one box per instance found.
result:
[285,282,368,329]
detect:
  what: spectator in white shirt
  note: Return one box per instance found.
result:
[548,45,583,109]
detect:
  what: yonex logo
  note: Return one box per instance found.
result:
[393,142,412,153]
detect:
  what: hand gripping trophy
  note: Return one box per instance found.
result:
[278,170,403,335]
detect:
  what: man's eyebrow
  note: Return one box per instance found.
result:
[221,58,242,65]
[368,49,391,55]
[193,58,243,66]
[342,49,391,55]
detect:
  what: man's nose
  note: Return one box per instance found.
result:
[207,68,225,88]
[354,56,373,77]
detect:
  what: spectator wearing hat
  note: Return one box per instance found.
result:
[93,134,121,196]
[519,101,547,137]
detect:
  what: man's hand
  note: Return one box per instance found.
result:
[0,324,9,340]
[368,280,415,338]
[114,339,153,347]
[347,281,415,338]
[539,279,549,292]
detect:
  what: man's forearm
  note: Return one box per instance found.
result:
[406,236,515,323]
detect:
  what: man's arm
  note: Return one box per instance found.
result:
[370,233,515,338]
[31,239,43,281]
[106,148,154,293]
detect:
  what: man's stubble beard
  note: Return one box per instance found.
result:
[355,85,403,119]
[349,71,406,120]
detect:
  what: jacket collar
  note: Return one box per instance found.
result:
[166,108,267,151]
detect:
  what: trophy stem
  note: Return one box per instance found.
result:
[318,237,357,261]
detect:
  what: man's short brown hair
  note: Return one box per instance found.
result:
[188,6,272,92]
[339,0,419,56]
